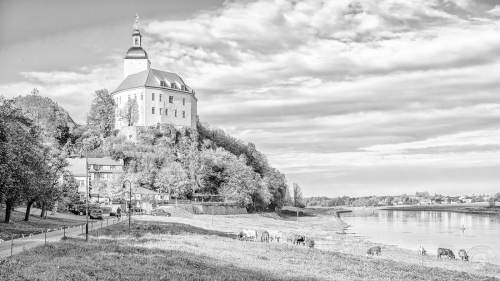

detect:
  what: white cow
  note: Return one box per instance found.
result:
[267,230,283,243]
[239,229,257,241]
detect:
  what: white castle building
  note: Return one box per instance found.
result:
[112,16,198,132]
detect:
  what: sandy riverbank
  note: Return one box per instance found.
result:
[135,213,500,279]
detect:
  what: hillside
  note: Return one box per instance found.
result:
[14,94,78,145]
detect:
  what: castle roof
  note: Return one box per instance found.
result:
[112,68,193,94]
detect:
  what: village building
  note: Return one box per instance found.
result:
[66,157,124,202]
[111,15,198,139]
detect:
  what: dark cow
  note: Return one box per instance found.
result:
[437,248,455,259]
[458,249,469,261]
[288,234,306,245]
[260,231,270,243]
[367,246,381,256]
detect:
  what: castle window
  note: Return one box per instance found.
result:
[182,111,185,118]
[152,107,155,114]
[159,108,163,115]
[152,93,155,101]
[159,94,162,102]
[165,109,168,116]
[182,98,185,106]
[174,109,177,117]
[141,94,143,100]
[169,96,173,103]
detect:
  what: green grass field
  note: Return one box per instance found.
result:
[0,220,496,281]
[0,209,84,241]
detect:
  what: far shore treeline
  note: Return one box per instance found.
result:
[306,192,500,208]
[0,89,301,223]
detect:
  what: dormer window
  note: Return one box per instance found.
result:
[160,80,166,87]
[171,82,177,89]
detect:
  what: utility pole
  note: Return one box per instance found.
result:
[122,180,132,235]
[85,152,89,242]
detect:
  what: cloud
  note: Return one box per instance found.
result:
[2,0,500,196]
[0,64,121,122]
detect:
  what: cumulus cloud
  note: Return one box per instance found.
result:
[2,0,500,196]
[141,0,500,195]
[0,64,121,122]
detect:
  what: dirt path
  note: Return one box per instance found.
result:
[0,217,123,258]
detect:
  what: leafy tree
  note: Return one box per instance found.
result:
[87,89,115,138]
[119,96,139,126]
[263,168,288,209]
[0,97,44,222]
[293,183,305,208]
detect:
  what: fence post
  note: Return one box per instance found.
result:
[44,229,47,246]
[101,221,103,229]
[107,218,109,226]
[63,225,66,239]
[10,234,14,256]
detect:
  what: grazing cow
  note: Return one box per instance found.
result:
[256,230,270,243]
[267,230,282,243]
[239,229,257,241]
[306,238,315,248]
[367,246,382,256]
[437,248,455,259]
[418,246,427,256]
[293,234,306,245]
[458,249,469,261]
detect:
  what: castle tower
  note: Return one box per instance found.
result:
[123,14,151,78]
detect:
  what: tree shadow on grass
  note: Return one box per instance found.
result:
[0,239,320,281]
[90,221,237,239]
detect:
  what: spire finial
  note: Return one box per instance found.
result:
[134,13,140,30]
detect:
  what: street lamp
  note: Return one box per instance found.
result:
[122,179,132,234]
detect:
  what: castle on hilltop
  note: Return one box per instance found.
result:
[111,15,198,136]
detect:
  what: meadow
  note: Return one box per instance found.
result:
[0,219,497,281]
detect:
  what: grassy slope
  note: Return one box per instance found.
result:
[0,210,83,240]
[0,221,496,281]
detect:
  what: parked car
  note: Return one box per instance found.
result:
[89,208,103,220]
[151,208,171,217]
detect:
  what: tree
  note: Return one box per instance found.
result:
[87,89,115,138]
[293,183,305,208]
[263,168,288,209]
[119,96,139,126]
[0,97,44,222]
[37,150,68,218]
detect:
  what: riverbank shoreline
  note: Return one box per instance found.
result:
[380,204,500,215]
[135,213,500,279]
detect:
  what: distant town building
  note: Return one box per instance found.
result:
[111,15,198,137]
[66,157,124,201]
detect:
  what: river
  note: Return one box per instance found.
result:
[340,209,500,264]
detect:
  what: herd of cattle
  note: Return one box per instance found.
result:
[368,245,470,261]
[238,229,315,248]
[238,229,471,262]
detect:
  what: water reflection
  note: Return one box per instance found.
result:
[342,210,500,264]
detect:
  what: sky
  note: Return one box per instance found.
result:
[1,0,500,197]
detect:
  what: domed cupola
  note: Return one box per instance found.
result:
[123,14,151,78]
[125,46,148,59]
